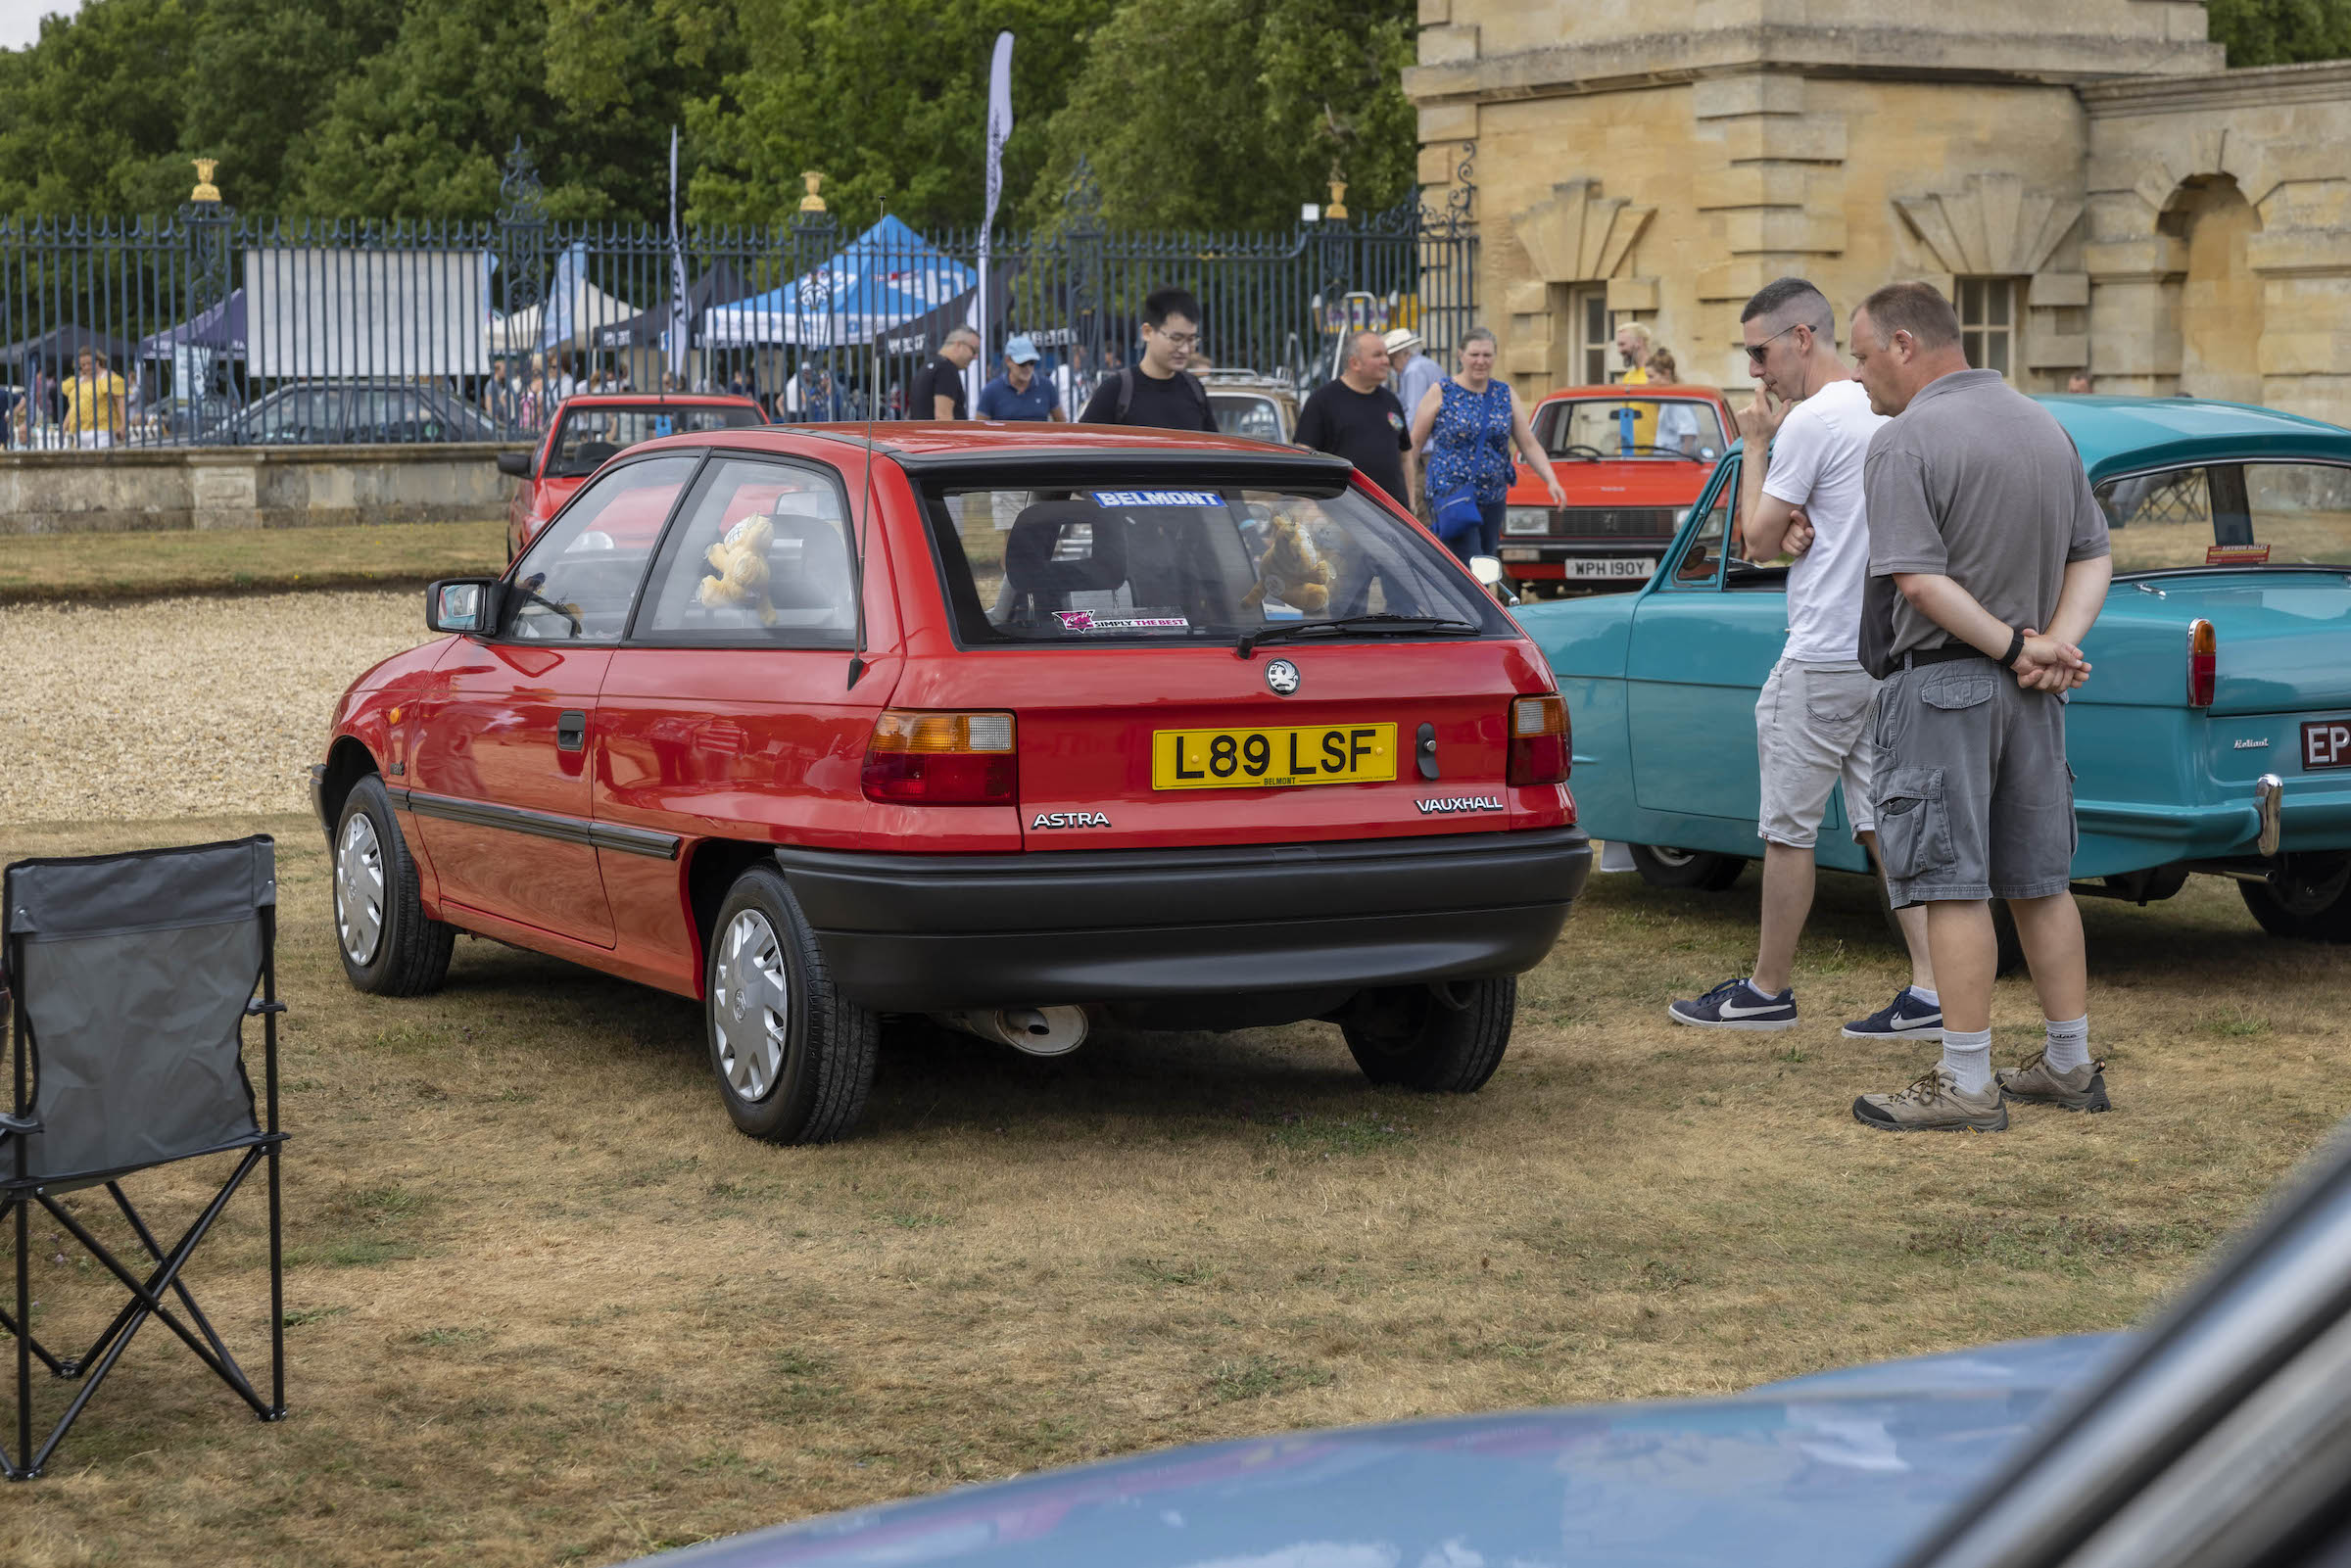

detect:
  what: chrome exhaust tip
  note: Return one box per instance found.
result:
[936,1006,1089,1057]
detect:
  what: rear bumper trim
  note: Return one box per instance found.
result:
[774,827,1591,1011]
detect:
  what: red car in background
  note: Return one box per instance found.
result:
[317,424,1591,1144]
[1497,384,1735,596]
[499,393,767,556]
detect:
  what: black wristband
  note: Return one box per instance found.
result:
[2002,627,2028,666]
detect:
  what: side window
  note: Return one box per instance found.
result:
[636,456,857,645]
[1667,464,1736,588]
[504,454,697,642]
[2097,465,2213,573]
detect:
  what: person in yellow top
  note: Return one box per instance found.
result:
[1612,320,1658,452]
[61,348,128,449]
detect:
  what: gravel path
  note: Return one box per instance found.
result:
[0,590,431,824]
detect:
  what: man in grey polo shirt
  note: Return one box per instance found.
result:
[1847,281,2113,1133]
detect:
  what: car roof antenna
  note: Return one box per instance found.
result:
[845,408,874,690]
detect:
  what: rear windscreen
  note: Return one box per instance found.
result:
[548,404,765,476]
[918,477,1510,646]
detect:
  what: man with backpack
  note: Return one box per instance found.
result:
[1079,288,1219,432]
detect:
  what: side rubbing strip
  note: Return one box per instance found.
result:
[388,788,680,860]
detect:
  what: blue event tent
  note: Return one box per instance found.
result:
[136,290,248,358]
[700,215,977,349]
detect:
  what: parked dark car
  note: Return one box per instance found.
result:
[631,1117,2351,1566]
[206,382,502,446]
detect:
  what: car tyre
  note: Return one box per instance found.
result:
[1627,843,1746,892]
[333,774,455,996]
[1338,978,1514,1093]
[706,866,878,1144]
[2237,857,2351,943]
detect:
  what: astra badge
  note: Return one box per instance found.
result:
[1415,796,1505,816]
[1032,812,1111,830]
[1265,659,1301,695]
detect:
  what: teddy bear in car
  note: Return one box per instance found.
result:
[698,512,778,625]
[1240,510,1332,614]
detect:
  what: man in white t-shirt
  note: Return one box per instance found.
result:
[1670,278,1940,1039]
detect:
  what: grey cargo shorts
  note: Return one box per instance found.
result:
[1871,654,2077,909]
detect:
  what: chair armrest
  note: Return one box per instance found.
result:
[0,1112,39,1136]
[245,1000,287,1017]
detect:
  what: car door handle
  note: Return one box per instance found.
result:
[557,710,587,752]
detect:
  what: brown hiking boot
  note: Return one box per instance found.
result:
[1997,1051,2112,1113]
[1851,1067,2009,1133]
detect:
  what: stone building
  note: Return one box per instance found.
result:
[1402,0,2351,425]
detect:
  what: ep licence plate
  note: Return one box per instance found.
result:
[2306,719,2351,770]
[1152,724,1397,790]
[1568,557,1657,580]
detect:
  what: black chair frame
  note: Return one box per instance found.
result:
[0,903,287,1481]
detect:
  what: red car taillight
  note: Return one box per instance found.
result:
[2188,619,2217,708]
[1508,694,1569,786]
[861,710,1017,805]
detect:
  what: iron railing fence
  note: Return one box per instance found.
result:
[0,147,1477,449]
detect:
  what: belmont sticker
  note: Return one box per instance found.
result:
[1055,609,1190,633]
[1091,489,1221,508]
[1415,796,1506,815]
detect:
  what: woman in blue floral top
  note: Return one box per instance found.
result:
[1408,326,1566,561]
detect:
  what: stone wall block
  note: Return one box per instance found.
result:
[1419,24,1478,66]
[1418,102,1477,143]
[2032,270,2091,307]
[2246,228,2351,277]
[1691,72,1804,121]
[1416,0,1450,24]
[1607,277,1660,312]
[1722,115,1845,164]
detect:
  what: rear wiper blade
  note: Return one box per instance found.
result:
[1236,613,1482,659]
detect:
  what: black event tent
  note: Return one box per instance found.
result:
[595,261,756,350]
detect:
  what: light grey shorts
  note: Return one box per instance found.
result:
[1872,656,2077,908]
[1755,658,1880,848]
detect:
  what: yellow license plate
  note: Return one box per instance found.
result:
[1152,724,1397,790]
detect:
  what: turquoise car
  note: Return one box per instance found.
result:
[1516,395,2351,946]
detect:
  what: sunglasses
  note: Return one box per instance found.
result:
[1745,322,1802,363]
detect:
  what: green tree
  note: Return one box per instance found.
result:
[1025,0,1416,232]
[294,0,741,221]
[685,0,1116,231]
[0,0,207,215]
[2207,0,2351,64]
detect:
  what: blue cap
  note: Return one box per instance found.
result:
[1004,334,1041,363]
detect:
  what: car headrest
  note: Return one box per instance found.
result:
[1004,500,1128,594]
[572,440,621,468]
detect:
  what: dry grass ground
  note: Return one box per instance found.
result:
[0,521,504,605]
[0,807,2343,1568]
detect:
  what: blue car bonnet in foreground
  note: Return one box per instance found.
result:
[640,1335,2124,1568]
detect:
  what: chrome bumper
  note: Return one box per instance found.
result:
[2256,774,2284,857]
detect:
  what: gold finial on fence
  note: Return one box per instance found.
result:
[191,159,221,203]
[1325,168,1348,222]
[798,171,827,214]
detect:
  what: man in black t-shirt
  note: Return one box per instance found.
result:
[1293,330,1414,505]
[1078,287,1219,432]
[906,326,980,421]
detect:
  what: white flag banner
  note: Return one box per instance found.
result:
[974,29,1014,410]
[667,126,691,382]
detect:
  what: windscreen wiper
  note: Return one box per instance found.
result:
[1236,613,1482,659]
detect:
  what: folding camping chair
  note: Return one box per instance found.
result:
[0,834,287,1480]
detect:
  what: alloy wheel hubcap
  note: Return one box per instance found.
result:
[713,910,790,1103]
[335,813,386,966]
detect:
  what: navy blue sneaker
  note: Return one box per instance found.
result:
[1842,988,1944,1041]
[1668,977,1799,1031]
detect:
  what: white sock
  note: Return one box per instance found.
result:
[1746,976,1787,1000]
[1907,985,1941,1009]
[1941,1027,1992,1096]
[2043,1015,2090,1073]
